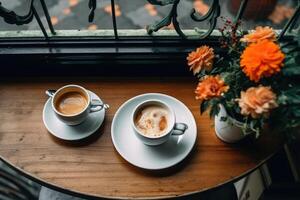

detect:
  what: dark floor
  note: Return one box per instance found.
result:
[0,160,40,200]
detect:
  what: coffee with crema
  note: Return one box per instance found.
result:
[134,105,169,137]
[55,91,88,115]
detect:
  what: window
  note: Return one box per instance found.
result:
[0,0,299,75]
[0,0,299,39]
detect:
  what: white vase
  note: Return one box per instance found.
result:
[214,105,250,143]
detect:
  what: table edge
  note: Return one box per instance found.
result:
[0,146,282,200]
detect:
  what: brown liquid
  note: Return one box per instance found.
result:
[55,92,87,115]
[134,105,169,137]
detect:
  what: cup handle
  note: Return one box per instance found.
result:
[171,123,188,136]
[90,99,110,113]
[45,90,56,98]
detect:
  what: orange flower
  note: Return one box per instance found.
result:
[187,46,214,75]
[240,40,285,82]
[195,75,229,101]
[241,26,277,43]
[236,86,278,118]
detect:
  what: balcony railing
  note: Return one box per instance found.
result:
[0,0,299,40]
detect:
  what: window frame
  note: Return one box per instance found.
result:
[0,0,299,76]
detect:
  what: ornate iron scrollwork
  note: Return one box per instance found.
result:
[146,0,220,39]
[0,0,299,41]
[0,0,34,25]
[191,0,220,39]
[146,0,182,36]
[0,0,56,37]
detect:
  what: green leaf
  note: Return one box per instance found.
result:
[282,57,300,76]
[298,30,300,46]
[282,66,300,76]
[278,87,300,105]
[282,46,299,54]
[293,109,300,117]
[200,101,209,114]
[197,69,207,79]
[209,103,220,118]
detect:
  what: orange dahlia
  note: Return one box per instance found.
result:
[236,86,278,118]
[195,75,229,101]
[240,40,285,82]
[187,46,214,75]
[241,26,277,43]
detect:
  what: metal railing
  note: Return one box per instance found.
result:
[0,0,299,40]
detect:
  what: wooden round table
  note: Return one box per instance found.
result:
[0,78,281,199]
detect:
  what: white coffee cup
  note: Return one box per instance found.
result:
[46,85,109,126]
[132,99,188,146]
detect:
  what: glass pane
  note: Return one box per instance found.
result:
[114,0,212,32]
[224,0,298,30]
[0,0,298,37]
[42,0,113,30]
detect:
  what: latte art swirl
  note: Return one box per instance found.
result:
[135,105,169,137]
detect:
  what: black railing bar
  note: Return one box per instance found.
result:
[32,6,48,39]
[88,0,96,22]
[278,2,300,40]
[0,0,34,25]
[288,4,300,31]
[39,0,56,35]
[234,0,248,24]
[172,0,186,39]
[111,0,119,39]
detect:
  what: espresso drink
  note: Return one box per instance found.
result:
[134,105,169,137]
[55,91,88,115]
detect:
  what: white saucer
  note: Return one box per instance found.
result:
[111,93,197,170]
[43,91,105,141]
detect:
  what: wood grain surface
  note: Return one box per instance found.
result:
[0,78,281,199]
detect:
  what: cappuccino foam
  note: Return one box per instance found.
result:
[135,105,169,137]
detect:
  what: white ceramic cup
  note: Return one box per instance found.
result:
[132,99,188,146]
[46,85,107,126]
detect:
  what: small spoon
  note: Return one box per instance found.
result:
[45,90,56,98]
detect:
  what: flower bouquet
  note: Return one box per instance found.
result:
[187,20,300,143]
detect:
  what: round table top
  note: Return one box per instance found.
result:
[0,78,281,199]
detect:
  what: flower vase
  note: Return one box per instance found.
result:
[214,105,251,143]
